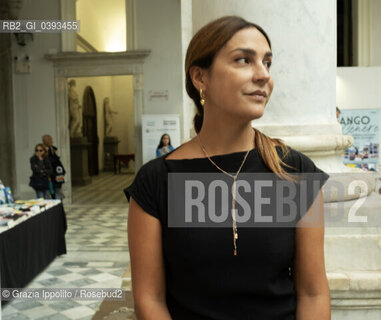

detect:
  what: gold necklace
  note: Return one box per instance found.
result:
[197,135,251,256]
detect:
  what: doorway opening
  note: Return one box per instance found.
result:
[46,50,149,203]
[67,75,135,200]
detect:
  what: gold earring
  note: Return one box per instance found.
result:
[200,88,205,106]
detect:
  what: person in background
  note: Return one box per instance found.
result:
[29,144,53,199]
[156,133,175,157]
[336,106,341,121]
[42,134,65,200]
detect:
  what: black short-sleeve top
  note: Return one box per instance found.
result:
[124,146,329,320]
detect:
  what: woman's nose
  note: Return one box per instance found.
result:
[252,63,271,83]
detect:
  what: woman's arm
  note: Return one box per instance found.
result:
[294,190,331,320]
[127,197,172,320]
[30,157,43,174]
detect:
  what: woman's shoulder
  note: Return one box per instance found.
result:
[137,155,167,179]
[164,139,203,160]
[276,145,322,173]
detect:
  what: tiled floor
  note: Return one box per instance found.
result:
[72,171,134,205]
[2,172,134,319]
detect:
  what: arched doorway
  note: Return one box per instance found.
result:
[82,86,99,176]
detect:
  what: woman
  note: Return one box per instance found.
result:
[43,134,66,200]
[156,134,175,157]
[125,16,330,320]
[29,144,53,199]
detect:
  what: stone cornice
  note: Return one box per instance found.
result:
[45,50,151,64]
[329,271,381,303]
[280,134,354,153]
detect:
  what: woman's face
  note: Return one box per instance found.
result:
[35,146,46,157]
[204,27,274,120]
[162,135,170,146]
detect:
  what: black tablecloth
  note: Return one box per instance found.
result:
[0,203,67,290]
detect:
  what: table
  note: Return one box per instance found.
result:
[0,203,67,290]
[114,154,135,174]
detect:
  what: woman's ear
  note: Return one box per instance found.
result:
[189,66,207,92]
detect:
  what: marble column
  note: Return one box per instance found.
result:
[60,0,76,51]
[180,0,194,143]
[190,1,381,319]
[0,0,23,194]
[0,33,16,192]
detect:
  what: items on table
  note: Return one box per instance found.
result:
[0,199,60,230]
[0,179,14,204]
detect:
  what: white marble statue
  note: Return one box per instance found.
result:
[104,97,118,137]
[68,79,83,137]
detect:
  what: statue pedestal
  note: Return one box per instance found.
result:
[70,137,92,186]
[104,136,120,171]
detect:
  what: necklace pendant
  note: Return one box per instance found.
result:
[231,208,237,222]
[197,135,251,257]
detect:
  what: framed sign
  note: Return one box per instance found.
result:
[339,108,380,171]
[142,114,180,164]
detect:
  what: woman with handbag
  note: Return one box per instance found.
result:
[29,144,53,199]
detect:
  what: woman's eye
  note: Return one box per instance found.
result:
[264,61,272,69]
[235,57,250,64]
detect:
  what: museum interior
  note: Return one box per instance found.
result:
[1,0,381,319]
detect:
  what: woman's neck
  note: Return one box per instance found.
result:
[197,112,255,156]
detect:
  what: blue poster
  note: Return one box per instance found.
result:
[339,109,380,171]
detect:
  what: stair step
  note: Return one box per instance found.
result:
[328,271,381,293]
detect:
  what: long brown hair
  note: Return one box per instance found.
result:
[185,16,294,178]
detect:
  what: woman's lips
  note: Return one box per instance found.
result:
[244,93,266,102]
